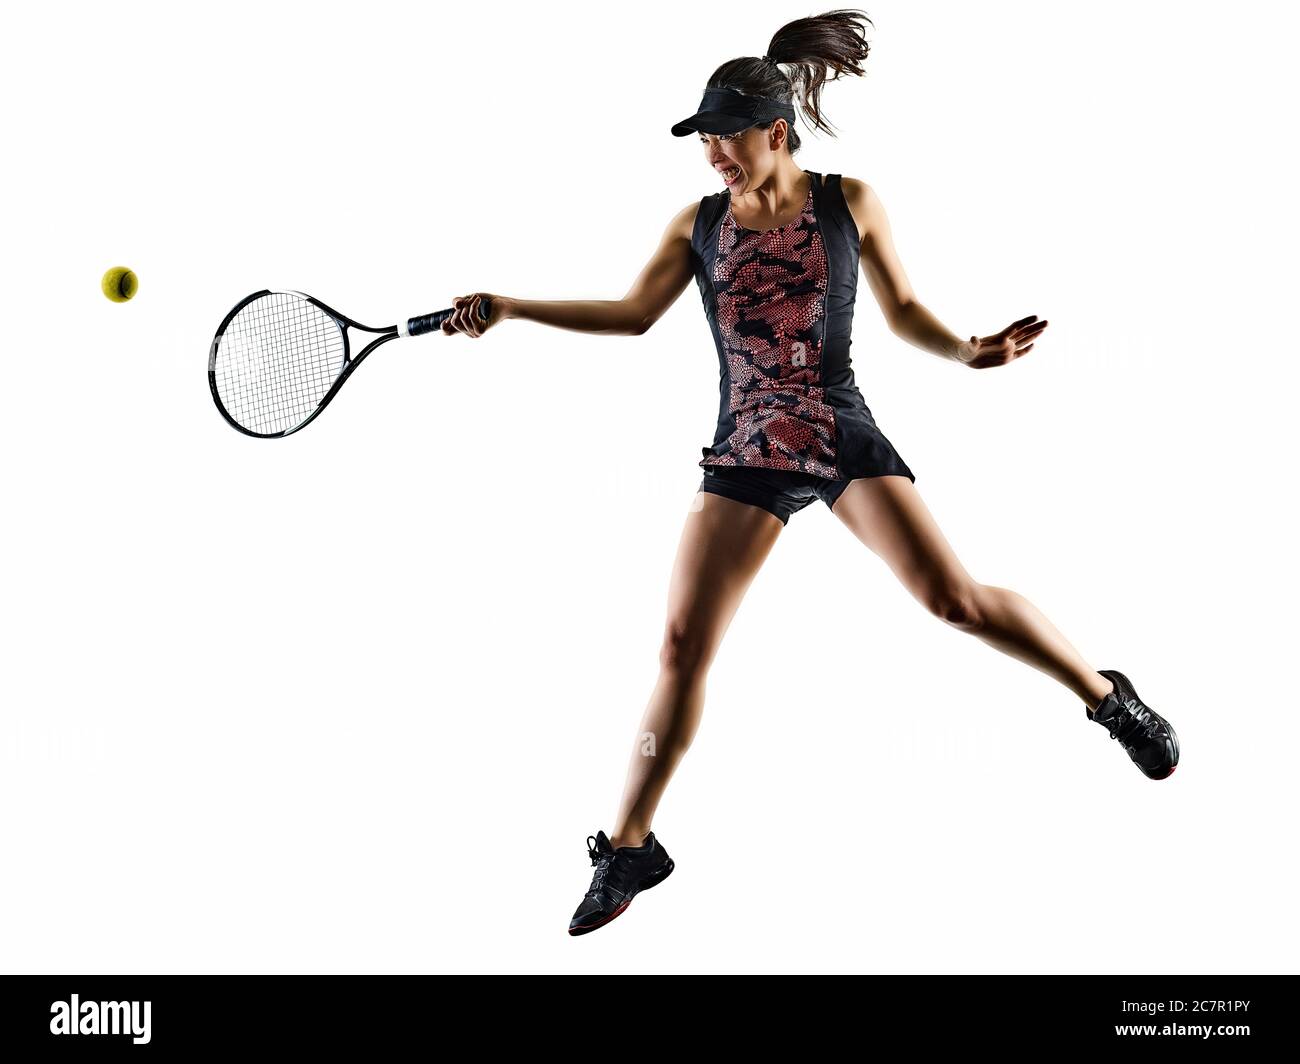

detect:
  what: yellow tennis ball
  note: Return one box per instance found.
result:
[101,266,138,303]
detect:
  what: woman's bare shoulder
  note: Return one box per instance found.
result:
[669,198,703,241]
[838,176,879,243]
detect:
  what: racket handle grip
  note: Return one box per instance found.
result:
[406,297,492,337]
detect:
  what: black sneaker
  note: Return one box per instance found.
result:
[568,830,674,936]
[1087,669,1179,780]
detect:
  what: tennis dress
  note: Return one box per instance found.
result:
[690,170,915,484]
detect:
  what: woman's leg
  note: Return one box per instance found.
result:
[609,492,784,848]
[831,476,1115,710]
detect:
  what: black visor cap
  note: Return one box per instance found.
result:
[671,87,796,137]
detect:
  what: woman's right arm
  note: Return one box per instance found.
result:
[445,202,700,338]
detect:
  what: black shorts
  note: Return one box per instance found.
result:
[697,465,855,525]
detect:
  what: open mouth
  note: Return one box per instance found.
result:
[720,165,741,185]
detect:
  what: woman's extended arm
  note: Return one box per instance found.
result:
[441,202,699,338]
[842,177,1047,368]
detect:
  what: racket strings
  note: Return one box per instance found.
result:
[213,293,346,435]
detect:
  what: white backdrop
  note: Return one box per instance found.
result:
[2,0,1296,974]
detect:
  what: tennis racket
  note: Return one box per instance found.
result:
[208,289,491,438]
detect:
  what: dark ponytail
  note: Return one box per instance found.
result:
[706,9,873,155]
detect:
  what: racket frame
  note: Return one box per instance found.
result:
[208,289,400,439]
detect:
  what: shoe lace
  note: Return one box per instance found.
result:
[1106,697,1162,752]
[586,835,618,897]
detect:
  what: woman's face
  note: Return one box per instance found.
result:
[698,127,774,193]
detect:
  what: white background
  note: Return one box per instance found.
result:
[1,0,1296,974]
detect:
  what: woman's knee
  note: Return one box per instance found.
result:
[658,621,716,676]
[923,581,986,631]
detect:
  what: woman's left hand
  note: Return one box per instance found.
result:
[955,315,1048,368]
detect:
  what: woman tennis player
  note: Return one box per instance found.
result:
[439,9,1179,937]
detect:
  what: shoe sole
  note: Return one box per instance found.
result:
[568,859,675,937]
[1104,669,1179,780]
